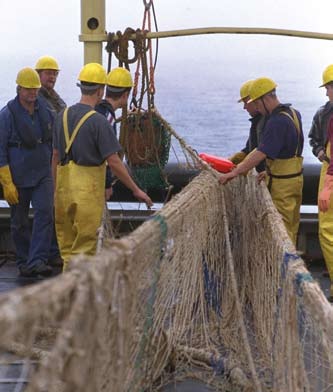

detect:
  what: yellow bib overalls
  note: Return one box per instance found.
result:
[318,141,333,288]
[55,109,106,271]
[265,109,303,245]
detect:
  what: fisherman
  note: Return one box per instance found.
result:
[52,63,153,271]
[219,77,304,246]
[0,67,54,277]
[35,55,66,115]
[228,79,266,173]
[318,115,333,302]
[309,64,333,287]
[95,67,133,200]
[35,55,66,268]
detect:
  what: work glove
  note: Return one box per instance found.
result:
[318,174,333,212]
[0,165,18,205]
[228,151,247,165]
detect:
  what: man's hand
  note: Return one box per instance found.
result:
[105,187,113,201]
[0,165,19,205]
[318,174,333,212]
[219,171,238,185]
[228,151,247,165]
[133,189,153,208]
[3,182,19,205]
[257,171,267,184]
[318,150,330,163]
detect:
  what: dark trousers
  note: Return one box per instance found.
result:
[48,213,61,260]
[10,175,54,269]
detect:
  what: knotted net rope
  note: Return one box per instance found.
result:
[0,170,332,391]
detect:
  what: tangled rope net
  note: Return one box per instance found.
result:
[0,167,332,391]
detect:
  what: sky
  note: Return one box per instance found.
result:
[0,0,332,104]
[0,1,332,66]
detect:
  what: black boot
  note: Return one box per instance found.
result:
[19,263,53,278]
[47,256,64,268]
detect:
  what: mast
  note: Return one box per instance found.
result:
[79,0,106,64]
[79,0,333,66]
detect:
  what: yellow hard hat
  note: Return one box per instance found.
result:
[77,63,107,84]
[320,64,333,87]
[237,80,254,103]
[35,55,60,71]
[248,77,277,102]
[107,67,133,88]
[16,67,41,88]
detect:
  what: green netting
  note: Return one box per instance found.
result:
[131,164,168,190]
[126,110,171,190]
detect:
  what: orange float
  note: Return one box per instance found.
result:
[199,153,235,173]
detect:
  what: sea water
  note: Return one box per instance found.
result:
[0,33,332,166]
[152,34,333,165]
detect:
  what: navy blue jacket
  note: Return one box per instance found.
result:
[95,99,117,189]
[0,96,53,187]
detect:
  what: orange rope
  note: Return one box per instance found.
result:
[147,5,155,95]
[133,0,156,104]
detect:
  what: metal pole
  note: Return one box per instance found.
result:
[79,0,106,64]
[143,26,333,41]
[89,26,333,44]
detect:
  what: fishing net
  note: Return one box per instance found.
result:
[0,168,332,391]
[106,4,172,193]
[123,109,171,190]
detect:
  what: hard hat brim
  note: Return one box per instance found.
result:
[237,95,250,103]
[106,85,128,93]
[76,82,105,90]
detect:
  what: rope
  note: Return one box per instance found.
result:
[152,108,218,175]
[1,170,333,390]
[131,214,168,390]
[294,272,314,297]
[96,204,108,254]
[107,26,333,42]
[220,183,263,391]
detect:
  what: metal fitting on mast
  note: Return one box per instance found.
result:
[79,0,107,64]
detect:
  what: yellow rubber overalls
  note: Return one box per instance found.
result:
[265,109,303,245]
[55,109,106,271]
[318,141,333,293]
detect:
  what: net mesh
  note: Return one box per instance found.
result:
[0,170,332,391]
[122,109,172,190]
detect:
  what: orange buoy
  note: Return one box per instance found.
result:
[199,153,235,173]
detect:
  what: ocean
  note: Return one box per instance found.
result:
[0,32,332,166]
[150,34,333,165]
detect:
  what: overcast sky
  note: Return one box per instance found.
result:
[0,0,332,103]
[1,0,332,59]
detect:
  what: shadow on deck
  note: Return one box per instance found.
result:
[0,254,62,294]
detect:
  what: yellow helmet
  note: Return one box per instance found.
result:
[237,80,254,103]
[320,64,333,87]
[77,63,107,84]
[248,77,277,102]
[16,67,41,88]
[35,55,60,71]
[107,67,133,88]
